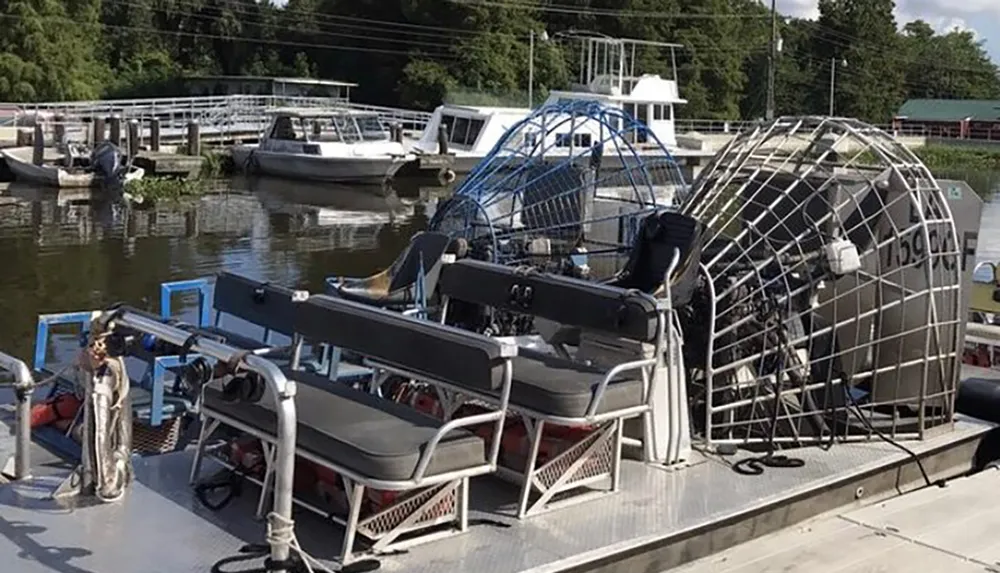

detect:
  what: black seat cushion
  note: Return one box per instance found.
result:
[202,368,486,482]
[496,348,645,418]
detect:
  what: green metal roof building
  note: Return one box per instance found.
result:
[893,99,1000,140]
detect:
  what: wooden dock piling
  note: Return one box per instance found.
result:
[127,120,140,159]
[93,117,106,144]
[149,118,161,152]
[53,114,66,147]
[187,121,201,156]
[109,115,122,147]
[437,125,449,155]
[32,124,44,166]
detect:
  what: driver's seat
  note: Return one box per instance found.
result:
[326,231,453,309]
[607,209,705,305]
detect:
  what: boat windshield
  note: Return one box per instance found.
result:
[304,113,389,143]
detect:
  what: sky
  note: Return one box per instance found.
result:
[779,0,1000,63]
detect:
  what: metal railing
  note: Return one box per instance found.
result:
[673,118,934,138]
[2,95,434,144]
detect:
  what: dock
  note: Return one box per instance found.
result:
[132,150,206,178]
[675,465,1000,573]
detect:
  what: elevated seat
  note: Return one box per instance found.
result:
[192,285,515,564]
[435,258,665,517]
[325,231,452,309]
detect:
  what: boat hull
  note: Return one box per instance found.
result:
[0,146,144,189]
[231,146,408,184]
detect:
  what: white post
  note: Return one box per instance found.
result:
[829,57,836,117]
[528,30,535,109]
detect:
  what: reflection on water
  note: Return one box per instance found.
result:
[0,176,454,360]
[0,170,997,363]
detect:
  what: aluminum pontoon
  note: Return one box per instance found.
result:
[0,117,998,573]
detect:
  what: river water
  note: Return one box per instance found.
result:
[0,171,998,364]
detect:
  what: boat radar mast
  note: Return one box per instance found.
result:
[548,35,687,147]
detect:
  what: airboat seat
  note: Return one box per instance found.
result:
[192,291,515,564]
[607,209,705,305]
[505,348,645,418]
[325,231,452,309]
[436,258,663,517]
[200,370,486,481]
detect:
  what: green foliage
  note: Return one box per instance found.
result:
[914,145,1000,172]
[123,176,208,202]
[0,0,996,125]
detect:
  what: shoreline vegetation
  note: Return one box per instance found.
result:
[1,1,997,125]
[123,149,231,203]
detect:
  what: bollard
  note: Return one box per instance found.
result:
[437,124,449,155]
[93,116,106,144]
[109,115,122,147]
[149,118,161,152]
[127,120,140,159]
[392,122,403,143]
[187,120,201,156]
[32,123,45,166]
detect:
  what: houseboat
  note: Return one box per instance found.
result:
[406,37,716,177]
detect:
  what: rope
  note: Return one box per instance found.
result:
[265,512,337,573]
[78,325,133,503]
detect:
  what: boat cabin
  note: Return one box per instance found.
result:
[259,108,397,156]
[544,37,687,148]
[411,37,687,158]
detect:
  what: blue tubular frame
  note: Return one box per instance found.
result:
[34,311,99,372]
[34,310,197,429]
[160,278,213,326]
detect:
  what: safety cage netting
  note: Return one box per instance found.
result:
[676,116,965,448]
[428,99,687,279]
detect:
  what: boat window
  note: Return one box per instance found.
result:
[524,132,538,148]
[554,133,592,148]
[466,119,485,146]
[333,114,361,143]
[439,114,455,140]
[653,105,672,121]
[451,116,471,145]
[356,115,389,141]
[269,116,303,141]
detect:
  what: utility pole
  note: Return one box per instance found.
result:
[529,29,535,109]
[765,0,777,120]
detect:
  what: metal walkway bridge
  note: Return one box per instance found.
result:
[1,95,433,147]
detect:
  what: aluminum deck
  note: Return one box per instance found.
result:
[0,416,994,573]
[673,465,1000,573]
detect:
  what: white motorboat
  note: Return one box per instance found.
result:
[0,143,144,189]
[231,108,414,184]
[407,37,716,175]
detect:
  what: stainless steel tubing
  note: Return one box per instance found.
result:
[0,351,35,480]
[111,310,299,572]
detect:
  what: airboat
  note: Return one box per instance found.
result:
[0,107,996,573]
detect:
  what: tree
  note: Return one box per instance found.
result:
[811,0,904,122]
[901,21,1000,100]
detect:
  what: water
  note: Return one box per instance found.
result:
[0,176,453,361]
[0,171,998,364]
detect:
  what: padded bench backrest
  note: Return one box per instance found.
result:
[438,259,661,343]
[213,272,301,336]
[296,294,514,392]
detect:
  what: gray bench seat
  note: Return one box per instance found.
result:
[202,368,486,482]
[499,349,644,418]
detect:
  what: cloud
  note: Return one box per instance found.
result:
[776,0,999,60]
